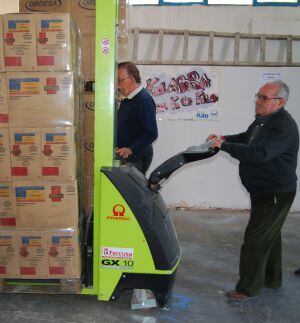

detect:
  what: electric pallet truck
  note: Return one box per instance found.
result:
[80,1,219,308]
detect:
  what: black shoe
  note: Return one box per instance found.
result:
[294,268,300,275]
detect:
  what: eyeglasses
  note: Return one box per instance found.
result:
[118,77,131,83]
[255,93,282,101]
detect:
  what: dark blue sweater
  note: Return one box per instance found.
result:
[117,88,158,157]
[221,108,299,193]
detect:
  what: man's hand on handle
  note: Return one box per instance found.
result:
[206,134,225,148]
[115,147,133,159]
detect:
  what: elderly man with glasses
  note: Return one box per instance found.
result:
[115,61,158,174]
[208,80,299,301]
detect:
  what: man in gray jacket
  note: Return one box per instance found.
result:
[209,80,299,301]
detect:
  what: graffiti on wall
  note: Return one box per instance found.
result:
[143,67,219,120]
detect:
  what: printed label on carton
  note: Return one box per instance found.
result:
[8,72,74,127]
[9,78,40,95]
[42,127,76,180]
[0,183,16,227]
[0,74,9,125]
[18,231,48,278]
[15,186,45,203]
[0,231,19,277]
[10,128,41,180]
[8,20,31,33]
[4,15,36,71]
[48,230,80,278]
[0,129,11,181]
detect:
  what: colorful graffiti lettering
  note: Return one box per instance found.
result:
[145,68,219,117]
[146,71,212,96]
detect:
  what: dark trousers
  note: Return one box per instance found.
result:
[236,191,296,296]
[120,145,154,175]
[133,146,153,175]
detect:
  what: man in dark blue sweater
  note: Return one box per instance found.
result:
[115,62,158,174]
[208,80,299,301]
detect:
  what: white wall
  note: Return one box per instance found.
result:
[128,5,300,211]
[0,0,19,14]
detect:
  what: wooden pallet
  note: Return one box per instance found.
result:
[0,278,82,294]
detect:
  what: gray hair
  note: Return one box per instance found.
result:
[270,80,289,102]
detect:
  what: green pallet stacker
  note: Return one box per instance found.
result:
[81,0,181,307]
[80,0,220,307]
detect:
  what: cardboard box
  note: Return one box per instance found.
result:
[48,229,80,278]
[70,1,95,35]
[0,230,20,278]
[85,134,94,177]
[36,13,77,71]
[0,128,11,181]
[47,181,78,224]
[15,181,78,229]
[81,34,95,81]
[10,128,42,180]
[8,72,74,127]
[83,91,94,135]
[3,14,36,71]
[0,74,9,127]
[0,183,16,228]
[19,0,70,13]
[86,175,94,193]
[86,189,94,215]
[0,16,4,72]
[19,0,96,35]
[41,127,76,181]
[19,2,95,81]
[18,230,48,278]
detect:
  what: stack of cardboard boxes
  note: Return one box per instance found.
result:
[19,0,95,81]
[19,1,96,216]
[0,13,81,282]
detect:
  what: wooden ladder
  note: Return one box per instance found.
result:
[130,27,300,66]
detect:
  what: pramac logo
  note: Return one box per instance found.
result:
[113,204,125,216]
[107,204,130,221]
[25,0,62,11]
[79,0,96,10]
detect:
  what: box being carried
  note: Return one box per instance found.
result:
[36,13,78,71]
[7,72,74,127]
[3,14,36,71]
[0,230,19,278]
[0,182,16,228]
[48,229,80,278]
[17,230,48,278]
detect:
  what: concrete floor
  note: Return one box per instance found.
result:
[1,209,300,323]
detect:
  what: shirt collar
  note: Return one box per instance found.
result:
[255,107,284,124]
[126,84,143,99]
